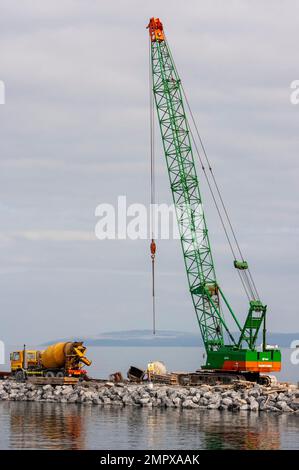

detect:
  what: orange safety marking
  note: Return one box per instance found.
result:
[147,17,165,43]
[222,360,281,372]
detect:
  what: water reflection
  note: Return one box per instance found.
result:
[8,402,86,449]
[117,408,282,450]
[0,402,298,450]
[183,410,282,450]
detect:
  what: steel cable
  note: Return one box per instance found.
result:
[164,36,260,302]
[149,39,156,334]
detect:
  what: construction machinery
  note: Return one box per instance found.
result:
[147,18,281,384]
[10,341,91,382]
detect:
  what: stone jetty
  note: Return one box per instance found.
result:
[0,380,299,413]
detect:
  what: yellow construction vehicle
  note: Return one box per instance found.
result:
[10,341,91,382]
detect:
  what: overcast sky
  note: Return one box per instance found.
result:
[0,0,298,345]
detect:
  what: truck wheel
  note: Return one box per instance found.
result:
[15,370,25,383]
[45,371,55,378]
[55,372,64,378]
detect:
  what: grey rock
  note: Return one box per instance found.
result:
[142,402,153,407]
[93,398,102,405]
[139,398,150,405]
[199,397,209,406]
[27,383,36,391]
[266,405,280,412]
[182,399,199,409]
[153,398,162,407]
[10,382,21,389]
[248,390,260,398]
[122,394,133,405]
[240,404,250,411]
[83,391,95,400]
[209,393,220,404]
[43,392,54,399]
[207,403,220,409]
[213,386,224,393]
[167,391,178,401]
[115,389,125,398]
[276,400,290,411]
[289,399,299,411]
[221,397,233,406]
[256,396,266,403]
[68,394,79,403]
[131,393,140,403]
[219,404,228,410]
[199,386,211,393]
[259,400,267,410]
[156,388,167,399]
[177,389,189,399]
[173,397,181,407]
[238,399,248,405]
[277,393,287,401]
[162,396,173,408]
[249,399,259,411]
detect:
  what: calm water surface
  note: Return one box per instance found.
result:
[0,401,298,450]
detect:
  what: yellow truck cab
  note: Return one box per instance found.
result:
[10,349,40,381]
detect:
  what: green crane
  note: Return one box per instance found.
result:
[147,18,281,381]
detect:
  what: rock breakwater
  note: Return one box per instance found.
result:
[0,380,298,413]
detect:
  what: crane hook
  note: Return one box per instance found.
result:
[150,239,156,334]
[150,239,156,259]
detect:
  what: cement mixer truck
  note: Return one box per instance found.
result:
[10,342,92,382]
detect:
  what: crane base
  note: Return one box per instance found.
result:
[176,370,272,386]
[203,348,281,374]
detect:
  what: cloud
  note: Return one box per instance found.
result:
[10,230,96,241]
[0,0,298,343]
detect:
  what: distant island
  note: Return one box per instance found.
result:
[44,329,298,348]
